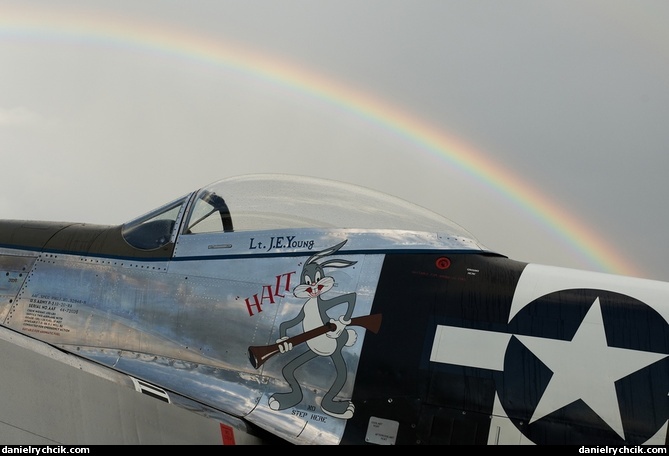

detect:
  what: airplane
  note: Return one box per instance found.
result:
[0,173,666,446]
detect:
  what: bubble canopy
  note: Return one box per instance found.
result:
[122,174,478,250]
[188,174,475,236]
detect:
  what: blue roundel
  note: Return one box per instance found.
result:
[497,289,669,445]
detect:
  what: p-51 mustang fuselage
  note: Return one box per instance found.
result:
[0,174,666,445]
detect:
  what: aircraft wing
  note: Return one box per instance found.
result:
[0,324,265,445]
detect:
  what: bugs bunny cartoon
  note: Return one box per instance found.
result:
[268,240,358,419]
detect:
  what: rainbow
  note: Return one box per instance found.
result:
[0,7,641,277]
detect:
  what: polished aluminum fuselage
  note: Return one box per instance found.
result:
[2,175,667,445]
[0,220,484,444]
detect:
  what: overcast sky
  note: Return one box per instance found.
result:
[1,1,668,281]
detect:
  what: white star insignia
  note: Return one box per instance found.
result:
[516,297,668,439]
